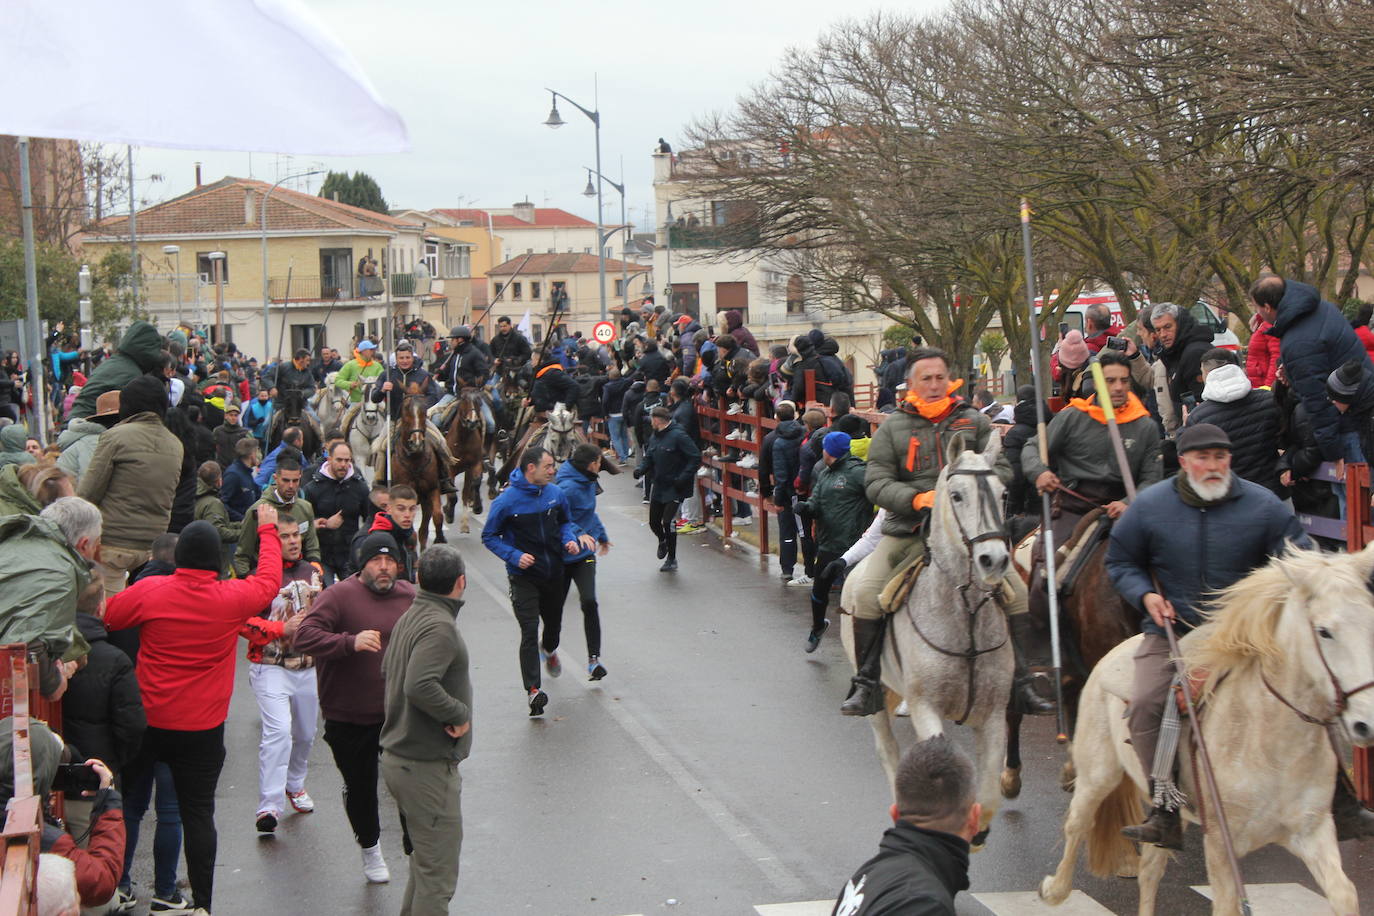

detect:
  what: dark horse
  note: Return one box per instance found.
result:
[389,393,446,548]
[487,365,529,499]
[445,388,486,534]
[267,388,322,459]
[1001,516,1139,799]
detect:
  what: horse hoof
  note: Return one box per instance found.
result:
[460,523,470,535]
[1038,876,1068,906]
[1000,767,1022,800]
[1115,860,1139,879]
[1060,761,1077,793]
[970,828,990,852]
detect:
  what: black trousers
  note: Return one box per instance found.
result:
[648,499,680,560]
[510,574,566,691]
[560,556,602,658]
[809,549,843,629]
[322,719,382,849]
[122,724,226,912]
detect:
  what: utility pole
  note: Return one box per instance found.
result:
[127,145,138,301]
[17,139,47,444]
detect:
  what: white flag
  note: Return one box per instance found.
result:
[517,309,532,336]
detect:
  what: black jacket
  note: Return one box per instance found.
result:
[769,419,805,503]
[669,396,699,445]
[791,338,853,403]
[602,376,632,416]
[489,330,533,368]
[303,466,373,571]
[637,421,701,503]
[531,363,580,412]
[213,423,251,470]
[574,370,608,418]
[1002,398,1041,517]
[1186,366,1283,496]
[1158,310,1214,409]
[832,821,970,916]
[370,364,440,420]
[63,613,146,774]
[265,362,318,397]
[434,341,489,390]
[637,347,671,385]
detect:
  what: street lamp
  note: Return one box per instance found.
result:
[207,251,226,344]
[260,169,325,360]
[583,166,632,310]
[162,244,182,326]
[543,87,607,321]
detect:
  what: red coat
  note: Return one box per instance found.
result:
[1246,320,1280,388]
[105,523,281,731]
[44,803,124,907]
[1356,325,1374,362]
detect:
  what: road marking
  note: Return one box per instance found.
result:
[1189,882,1329,913]
[971,890,1114,914]
[754,901,835,915]
[463,561,807,897]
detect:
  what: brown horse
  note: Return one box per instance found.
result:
[1001,520,1139,799]
[445,388,486,534]
[389,393,446,548]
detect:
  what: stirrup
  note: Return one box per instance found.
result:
[1121,806,1183,851]
[840,676,884,717]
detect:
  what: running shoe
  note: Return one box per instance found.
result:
[733,515,753,526]
[676,523,705,535]
[725,429,744,440]
[806,619,831,654]
[255,811,277,834]
[361,844,390,883]
[112,887,138,914]
[659,558,678,572]
[737,454,758,469]
[542,650,562,678]
[726,403,744,415]
[528,687,549,716]
[787,574,813,587]
[149,890,194,914]
[588,656,607,680]
[286,789,315,813]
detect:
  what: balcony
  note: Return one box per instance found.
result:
[667,224,762,250]
[266,274,430,302]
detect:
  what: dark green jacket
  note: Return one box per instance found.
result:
[1020,398,1162,494]
[804,453,873,555]
[381,591,472,763]
[194,478,239,574]
[68,321,164,422]
[0,464,39,517]
[232,488,320,577]
[76,412,184,550]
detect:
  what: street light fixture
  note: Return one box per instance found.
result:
[543,86,607,321]
[260,169,325,361]
[162,244,182,326]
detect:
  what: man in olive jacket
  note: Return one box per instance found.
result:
[840,348,1014,716]
[68,321,165,422]
[381,545,472,916]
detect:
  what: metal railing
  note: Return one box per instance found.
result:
[266,274,429,302]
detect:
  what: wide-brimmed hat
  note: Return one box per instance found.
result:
[89,389,122,427]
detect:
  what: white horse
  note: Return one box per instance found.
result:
[341,385,387,486]
[545,402,577,462]
[1040,546,1374,916]
[311,372,348,432]
[841,433,1013,847]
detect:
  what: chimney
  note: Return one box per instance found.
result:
[513,200,535,224]
[245,189,256,225]
[194,162,202,188]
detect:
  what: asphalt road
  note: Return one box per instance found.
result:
[121,472,1374,915]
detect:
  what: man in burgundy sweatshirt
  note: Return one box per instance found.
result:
[294,532,415,884]
[104,505,281,916]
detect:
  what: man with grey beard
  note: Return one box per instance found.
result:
[1106,423,1323,850]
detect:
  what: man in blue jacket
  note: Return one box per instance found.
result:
[1106,424,1313,850]
[554,444,612,681]
[481,446,594,716]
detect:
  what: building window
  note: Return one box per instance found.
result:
[442,245,470,278]
[584,247,592,254]
[512,282,522,300]
[614,279,625,297]
[786,275,806,314]
[493,282,503,299]
[423,242,438,277]
[197,252,228,282]
[531,281,542,299]
[602,246,612,259]
[670,283,699,317]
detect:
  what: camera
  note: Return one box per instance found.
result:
[1105,336,1129,351]
[52,763,101,795]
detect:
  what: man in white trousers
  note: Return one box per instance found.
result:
[241,518,321,834]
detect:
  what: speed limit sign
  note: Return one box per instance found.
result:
[592,320,617,345]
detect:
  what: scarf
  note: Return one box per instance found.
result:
[353,349,374,367]
[1066,392,1148,425]
[903,378,964,421]
[1175,470,1231,508]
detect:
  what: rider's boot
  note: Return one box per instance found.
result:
[840,617,888,717]
[1332,771,1374,841]
[1121,782,1184,850]
[1008,613,1057,716]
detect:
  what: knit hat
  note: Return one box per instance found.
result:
[174,521,221,572]
[357,532,397,567]
[1176,423,1231,454]
[834,414,864,437]
[823,431,852,457]
[1058,330,1090,370]
[119,374,169,420]
[1016,384,1037,403]
[1327,359,1365,403]
[793,335,814,355]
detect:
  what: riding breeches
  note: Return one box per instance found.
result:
[844,534,1029,622]
[1127,634,1175,778]
[425,426,457,471]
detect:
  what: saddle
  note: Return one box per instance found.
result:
[1056,509,1112,599]
[879,550,928,616]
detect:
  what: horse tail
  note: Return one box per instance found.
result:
[1085,773,1142,877]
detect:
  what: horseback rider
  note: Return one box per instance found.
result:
[333,340,385,404]
[266,349,321,421]
[843,347,1051,717]
[432,326,496,437]
[489,316,533,372]
[1102,424,1371,850]
[370,342,459,497]
[1019,350,1162,695]
[529,356,580,418]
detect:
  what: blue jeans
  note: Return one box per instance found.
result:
[436,391,496,435]
[607,415,630,460]
[121,761,182,898]
[1334,430,1367,519]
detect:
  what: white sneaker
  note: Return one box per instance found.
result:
[725,429,743,440]
[726,403,744,415]
[733,515,753,526]
[787,574,813,587]
[361,844,390,883]
[696,466,713,478]
[737,455,758,469]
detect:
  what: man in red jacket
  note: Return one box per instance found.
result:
[105,504,281,916]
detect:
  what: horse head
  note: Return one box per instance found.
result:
[279,388,307,425]
[549,404,575,435]
[400,395,428,455]
[457,389,484,432]
[934,431,1009,588]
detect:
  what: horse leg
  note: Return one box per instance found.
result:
[868,710,903,793]
[1002,706,1024,799]
[1135,844,1169,915]
[971,716,1007,850]
[459,466,472,535]
[431,489,446,544]
[1284,823,1358,916]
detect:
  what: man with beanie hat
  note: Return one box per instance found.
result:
[294,531,417,885]
[78,374,184,596]
[796,432,871,652]
[105,505,284,915]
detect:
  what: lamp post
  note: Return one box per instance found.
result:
[582,166,632,310]
[543,87,607,321]
[208,251,226,344]
[162,244,182,327]
[260,169,324,361]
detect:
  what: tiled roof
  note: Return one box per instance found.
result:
[487,253,650,276]
[89,177,417,237]
[431,207,596,230]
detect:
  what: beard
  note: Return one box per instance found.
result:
[361,570,396,593]
[1186,468,1232,502]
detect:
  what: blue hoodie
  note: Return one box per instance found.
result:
[554,460,607,563]
[481,467,579,578]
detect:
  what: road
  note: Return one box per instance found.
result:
[123,471,1374,915]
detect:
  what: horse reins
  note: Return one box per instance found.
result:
[1261,624,1374,727]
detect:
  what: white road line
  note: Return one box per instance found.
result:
[1189,882,1330,913]
[754,901,836,915]
[463,561,808,898]
[971,890,1115,915]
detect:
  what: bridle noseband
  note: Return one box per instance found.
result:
[1263,623,1374,727]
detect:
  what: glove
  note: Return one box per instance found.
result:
[633,467,644,480]
[822,557,848,580]
[912,491,935,511]
[772,485,789,507]
[795,500,813,520]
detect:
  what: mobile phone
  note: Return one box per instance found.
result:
[1059,322,1070,339]
[52,763,101,795]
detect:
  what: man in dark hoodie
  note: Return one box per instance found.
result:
[67,320,164,422]
[767,402,806,582]
[636,339,671,386]
[1001,386,1044,521]
[719,308,759,356]
[1150,303,1214,413]
[831,736,977,915]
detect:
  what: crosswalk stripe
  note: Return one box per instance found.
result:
[971,890,1115,914]
[1189,882,1329,914]
[754,902,835,915]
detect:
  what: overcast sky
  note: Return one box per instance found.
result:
[131,0,944,230]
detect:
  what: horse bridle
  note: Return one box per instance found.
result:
[945,465,1010,555]
[1262,623,1374,727]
